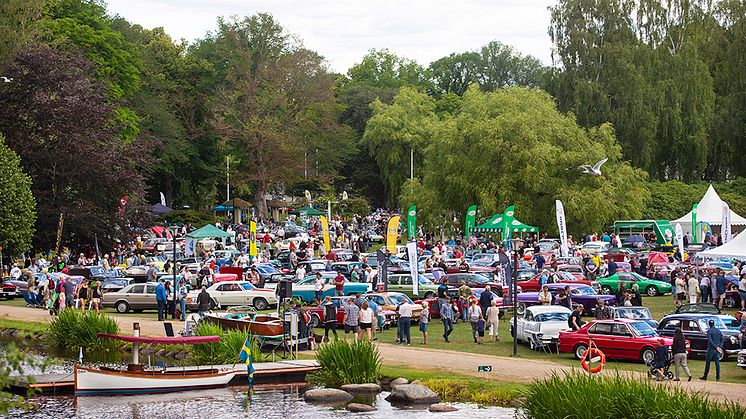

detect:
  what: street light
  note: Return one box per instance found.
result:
[510,236,522,357]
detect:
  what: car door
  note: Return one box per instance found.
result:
[388,275,401,293]
[126,284,145,308]
[225,283,250,306]
[399,275,413,297]
[517,311,531,340]
[587,322,617,357]
[610,323,636,359]
[144,285,157,309]
[681,319,706,352]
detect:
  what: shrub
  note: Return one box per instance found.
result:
[190,322,263,365]
[520,372,746,419]
[309,340,381,387]
[48,310,119,351]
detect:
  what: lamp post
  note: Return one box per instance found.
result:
[511,237,522,357]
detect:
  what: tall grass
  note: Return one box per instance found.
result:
[309,340,381,387]
[48,310,119,351]
[423,379,518,406]
[190,323,263,365]
[520,372,746,419]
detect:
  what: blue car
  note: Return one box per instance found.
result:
[291,272,370,303]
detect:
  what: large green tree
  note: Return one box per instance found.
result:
[0,0,45,63]
[0,133,36,254]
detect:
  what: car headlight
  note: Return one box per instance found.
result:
[730,336,738,345]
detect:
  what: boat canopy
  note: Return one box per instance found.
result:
[96,333,221,345]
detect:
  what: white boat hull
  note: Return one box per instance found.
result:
[74,365,237,395]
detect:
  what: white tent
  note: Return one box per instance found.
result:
[672,184,746,234]
[698,231,746,259]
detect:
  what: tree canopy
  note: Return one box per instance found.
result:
[0,133,36,254]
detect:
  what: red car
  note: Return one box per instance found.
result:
[558,319,675,363]
[442,273,509,297]
[518,271,596,292]
[306,298,396,329]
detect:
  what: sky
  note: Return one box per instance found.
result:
[105,0,557,73]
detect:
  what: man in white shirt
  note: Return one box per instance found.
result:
[296,265,306,281]
[10,264,22,279]
[313,272,324,302]
[236,251,250,269]
[397,301,414,345]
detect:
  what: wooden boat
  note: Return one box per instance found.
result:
[75,333,236,395]
[74,365,236,395]
[204,311,284,337]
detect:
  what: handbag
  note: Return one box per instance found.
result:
[477,319,485,334]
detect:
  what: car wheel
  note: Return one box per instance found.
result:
[424,292,436,299]
[645,286,659,297]
[640,347,656,364]
[665,371,674,380]
[574,344,589,360]
[601,285,613,295]
[115,301,130,313]
[516,302,526,315]
[724,296,737,309]
[309,314,320,328]
[253,297,269,311]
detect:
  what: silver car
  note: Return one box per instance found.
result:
[103,282,159,313]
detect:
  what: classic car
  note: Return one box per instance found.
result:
[364,292,423,320]
[292,272,370,303]
[442,273,510,297]
[0,281,20,299]
[253,264,293,289]
[306,296,396,329]
[657,314,742,357]
[516,283,616,315]
[386,273,440,299]
[518,271,599,292]
[102,282,160,313]
[186,281,276,311]
[296,260,330,274]
[330,261,365,280]
[603,247,637,262]
[101,278,134,293]
[510,305,572,350]
[556,264,585,280]
[559,319,674,363]
[674,303,741,329]
[580,241,611,255]
[608,306,658,329]
[738,349,746,370]
[597,272,672,297]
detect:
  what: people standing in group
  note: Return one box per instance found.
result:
[468,299,483,344]
[687,274,699,304]
[321,296,338,342]
[700,319,723,381]
[538,285,552,305]
[485,300,500,343]
[440,297,455,342]
[557,285,572,309]
[358,300,375,342]
[397,299,413,345]
[343,297,360,342]
[672,327,692,382]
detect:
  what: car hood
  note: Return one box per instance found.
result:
[531,321,569,338]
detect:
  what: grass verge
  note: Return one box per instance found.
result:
[0,318,48,335]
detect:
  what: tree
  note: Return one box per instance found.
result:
[0,44,147,250]
[0,133,35,254]
[0,0,45,63]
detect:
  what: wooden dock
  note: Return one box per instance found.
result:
[8,359,319,395]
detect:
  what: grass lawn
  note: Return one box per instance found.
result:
[0,317,48,334]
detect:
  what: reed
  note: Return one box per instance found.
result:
[520,372,746,419]
[309,339,381,387]
[422,378,518,406]
[190,323,263,365]
[47,309,119,351]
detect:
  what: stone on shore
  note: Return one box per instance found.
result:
[385,384,441,405]
[347,403,377,412]
[389,377,409,387]
[340,383,382,393]
[429,404,459,412]
[303,388,353,403]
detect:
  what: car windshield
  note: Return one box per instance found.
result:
[570,286,595,295]
[387,294,413,305]
[614,308,651,320]
[468,274,489,284]
[630,321,657,337]
[679,304,718,314]
[256,265,278,274]
[538,242,557,252]
[471,254,496,263]
[534,312,570,322]
[89,266,106,275]
[699,317,727,330]
[240,283,255,291]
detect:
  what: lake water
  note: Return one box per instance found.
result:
[9,385,518,419]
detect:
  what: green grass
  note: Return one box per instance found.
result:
[0,318,48,335]
[309,339,381,387]
[521,371,746,419]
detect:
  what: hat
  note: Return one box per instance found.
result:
[658,338,666,345]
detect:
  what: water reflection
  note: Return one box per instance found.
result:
[11,385,517,419]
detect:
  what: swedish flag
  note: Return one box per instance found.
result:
[238,336,255,385]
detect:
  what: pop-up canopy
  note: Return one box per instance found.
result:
[288,206,325,216]
[673,185,746,234]
[698,232,746,259]
[470,205,538,242]
[186,224,232,239]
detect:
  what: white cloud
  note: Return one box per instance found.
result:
[106,0,556,73]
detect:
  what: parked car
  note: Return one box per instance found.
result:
[292,272,369,303]
[597,272,672,297]
[516,283,616,315]
[306,296,396,329]
[510,305,572,350]
[186,281,276,311]
[442,273,508,297]
[518,271,599,292]
[330,261,365,280]
[603,247,636,262]
[0,281,20,299]
[738,349,746,370]
[674,303,741,329]
[214,250,241,267]
[608,306,658,329]
[386,273,440,299]
[580,241,611,255]
[556,264,584,280]
[559,319,674,363]
[101,278,134,293]
[102,282,159,313]
[296,260,329,274]
[657,314,741,358]
[253,264,293,289]
[67,265,110,282]
[364,292,423,320]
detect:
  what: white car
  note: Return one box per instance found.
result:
[510,305,572,350]
[580,241,611,255]
[277,237,307,251]
[186,281,277,311]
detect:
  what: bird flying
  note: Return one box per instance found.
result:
[0,77,12,83]
[578,158,608,176]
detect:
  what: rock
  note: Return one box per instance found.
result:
[347,403,377,412]
[389,377,409,387]
[155,349,166,356]
[303,388,353,403]
[429,404,459,412]
[340,383,382,393]
[411,379,422,385]
[385,384,441,405]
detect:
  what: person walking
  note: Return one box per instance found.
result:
[321,296,338,342]
[419,301,430,344]
[440,297,454,342]
[343,297,360,342]
[715,269,727,309]
[479,285,493,317]
[334,271,345,297]
[76,281,89,312]
[90,281,102,314]
[653,339,669,381]
[687,274,699,304]
[468,299,483,344]
[672,327,692,382]
[155,280,167,321]
[458,281,471,323]
[358,301,375,342]
[196,286,211,318]
[177,279,188,321]
[700,274,710,303]
[485,300,500,343]
[313,272,324,303]
[700,319,724,381]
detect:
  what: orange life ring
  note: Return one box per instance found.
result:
[580,347,606,374]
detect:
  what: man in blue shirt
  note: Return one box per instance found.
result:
[155,280,167,321]
[366,295,380,339]
[715,269,727,310]
[700,319,723,381]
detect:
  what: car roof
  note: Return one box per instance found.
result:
[583,241,609,246]
[527,305,572,314]
[662,313,721,320]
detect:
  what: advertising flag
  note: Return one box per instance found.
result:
[555,200,568,257]
[386,216,400,254]
[674,223,684,260]
[249,221,257,257]
[320,215,331,253]
[692,203,698,243]
[465,205,477,240]
[376,249,388,292]
[722,202,732,243]
[160,192,166,207]
[407,240,419,296]
[406,206,417,241]
[502,205,516,243]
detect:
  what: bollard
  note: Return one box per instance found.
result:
[133,322,140,365]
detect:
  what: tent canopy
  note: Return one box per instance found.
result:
[288,206,325,216]
[673,185,746,230]
[698,232,746,259]
[186,224,232,239]
[150,203,173,215]
[470,205,539,241]
[221,198,252,208]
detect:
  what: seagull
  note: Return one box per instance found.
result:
[578,158,608,176]
[0,77,12,83]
